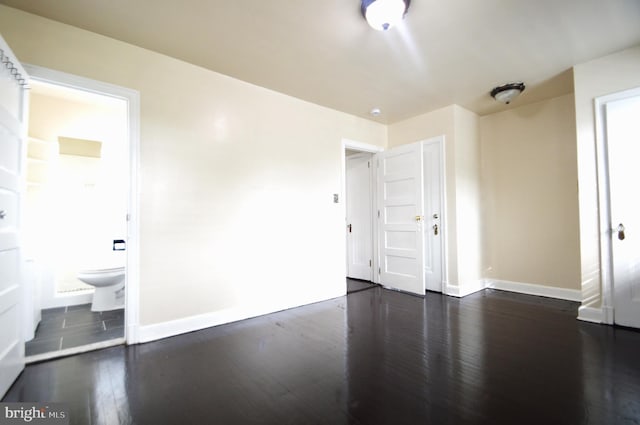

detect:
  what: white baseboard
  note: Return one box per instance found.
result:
[485,279,582,302]
[577,306,603,323]
[445,280,486,297]
[602,306,614,324]
[42,290,94,309]
[26,338,125,364]
[135,290,345,344]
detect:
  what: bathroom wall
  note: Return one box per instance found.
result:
[26,86,128,306]
[0,5,387,334]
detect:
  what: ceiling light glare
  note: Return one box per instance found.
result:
[363,0,408,31]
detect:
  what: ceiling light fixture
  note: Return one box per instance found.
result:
[361,0,410,31]
[370,107,382,116]
[490,82,526,104]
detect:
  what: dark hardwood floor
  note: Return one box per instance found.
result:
[347,277,377,293]
[4,288,640,424]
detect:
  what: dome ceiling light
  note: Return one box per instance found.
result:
[361,0,411,31]
[490,82,526,104]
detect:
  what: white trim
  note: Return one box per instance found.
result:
[23,64,142,344]
[445,280,485,297]
[593,87,640,326]
[41,291,94,309]
[343,138,384,153]
[485,279,582,302]
[25,337,125,364]
[137,293,344,344]
[577,306,603,324]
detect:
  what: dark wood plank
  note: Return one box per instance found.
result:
[4,288,640,424]
[347,277,377,293]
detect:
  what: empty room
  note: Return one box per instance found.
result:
[0,1,639,424]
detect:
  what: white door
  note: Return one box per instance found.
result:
[606,93,640,328]
[0,36,29,397]
[377,142,425,295]
[346,153,373,281]
[423,139,443,292]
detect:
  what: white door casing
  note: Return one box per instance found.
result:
[0,36,28,398]
[24,64,141,344]
[605,93,640,328]
[377,141,425,296]
[346,153,373,281]
[423,138,444,292]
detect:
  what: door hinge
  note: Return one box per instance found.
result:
[368,161,370,168]
[378,267,381,274]
[377,210,380,218]
[369,259,372,267]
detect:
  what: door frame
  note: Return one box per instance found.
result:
[23,64,141,344]
[342,139,383,285]
[594,86,640,325]
[421,136,448,293]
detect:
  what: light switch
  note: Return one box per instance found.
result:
[113,239,126,251]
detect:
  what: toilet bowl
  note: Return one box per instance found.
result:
[77,266,125,312]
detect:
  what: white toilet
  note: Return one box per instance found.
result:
[77,266,125,312]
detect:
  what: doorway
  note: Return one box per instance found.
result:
[595,86,640,329]
[22,65,140,362]
[342,137,446,296]
[376,137,446,296]
[346,151,373,280]
[343,140,382,294]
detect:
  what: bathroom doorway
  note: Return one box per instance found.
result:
[22,66,139,362]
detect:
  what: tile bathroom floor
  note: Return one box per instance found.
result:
[25,304,124,357]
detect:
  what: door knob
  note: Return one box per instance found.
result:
[617,223,625,241]
[0,210,5,220]
[415,216,423,222]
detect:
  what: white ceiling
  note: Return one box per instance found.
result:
[3,0,640,123]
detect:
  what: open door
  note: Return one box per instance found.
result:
[0,36,29,397]
[606,92,640,329]
[376,141,425,295]
[423,138,444,292]
[346,153,373,281]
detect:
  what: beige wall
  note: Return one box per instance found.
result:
[0,6,387,327]
[573,45,640,307]
[453,106,482,286]
[480,94,581,290]
[388,105,483,293]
